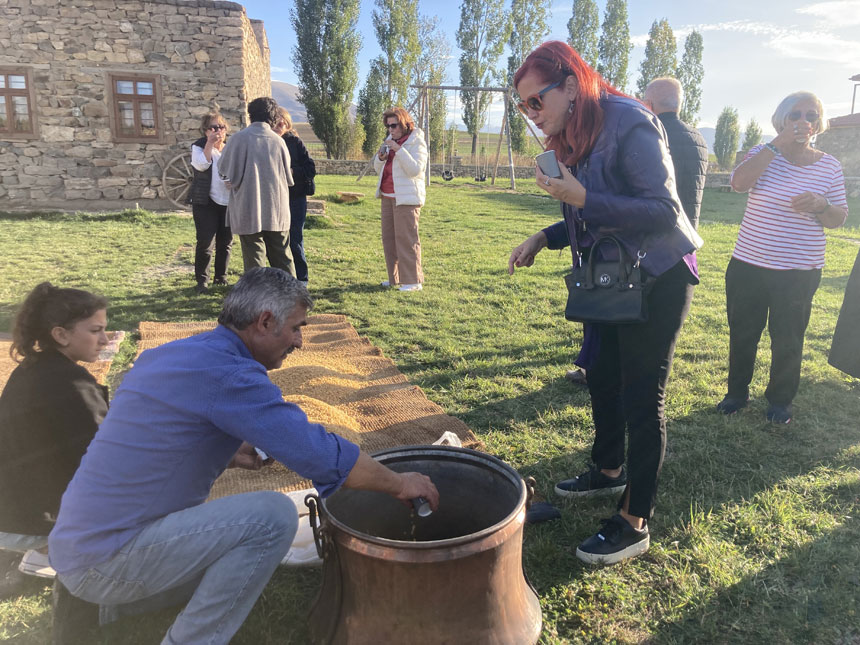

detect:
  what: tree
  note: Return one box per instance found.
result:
[456,0,511,155]
[507,0,551,153]
[411,16,451,160]
[636,19,677,98]
[597,0,632,91]
[678,31,704,126]
[741,118,763,152]
[372,0,420,106]
[568,0,599,68]
[291,0,362,159]
[357,58,388,157]
[714,106,740,170]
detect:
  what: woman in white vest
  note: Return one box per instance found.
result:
[373,107,428,292]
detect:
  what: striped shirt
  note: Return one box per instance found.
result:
[731,144,848,270]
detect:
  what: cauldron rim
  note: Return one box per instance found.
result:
[319,445,527,550]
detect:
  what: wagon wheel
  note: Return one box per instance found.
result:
[162,152,194,210]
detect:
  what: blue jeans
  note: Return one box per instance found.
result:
[289,195,308,282]
[58,492,298,644]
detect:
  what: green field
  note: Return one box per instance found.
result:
[1,178,859,643]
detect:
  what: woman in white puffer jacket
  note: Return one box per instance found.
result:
[373,107,428,292]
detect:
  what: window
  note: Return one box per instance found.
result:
[0,68,37,138]
[108,74,163,142]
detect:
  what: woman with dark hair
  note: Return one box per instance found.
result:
[0,283,109,583]
[274,106,316,287]
[189,112,233,294]
[508,41,702,564]
[718,91,848,423]
[373,107,428,292]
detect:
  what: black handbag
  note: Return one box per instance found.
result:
[564,235,649,324]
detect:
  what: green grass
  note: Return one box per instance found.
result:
[2,181,860,643]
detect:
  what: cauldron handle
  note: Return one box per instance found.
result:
[524,476,537,509]
[305,493,325,559]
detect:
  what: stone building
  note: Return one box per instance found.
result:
[0,0,270,210]
[817,113,860,197]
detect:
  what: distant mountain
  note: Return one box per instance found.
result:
[699,127,715,153]
[271,80,357,123]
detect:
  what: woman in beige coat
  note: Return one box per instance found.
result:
[373,107,428,292]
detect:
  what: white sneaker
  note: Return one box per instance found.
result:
[18,550,56,579]
[380,280,393,287]
[399,283,423,292]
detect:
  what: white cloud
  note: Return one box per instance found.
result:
[769,31,860,66]
[797,0,860,26]
[271,66,291,74]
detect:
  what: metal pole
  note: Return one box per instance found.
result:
[424,86,430,188]
[491,105,507,185]
[505,92,516,190]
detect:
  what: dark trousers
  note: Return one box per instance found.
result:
[725,257,821,406]
[587,261,695,520]
[239,230,295,277]
[289,196,308,282]
[192,199,232,285]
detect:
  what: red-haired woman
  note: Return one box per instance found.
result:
[373,107,428,292]
[508,41,702,564]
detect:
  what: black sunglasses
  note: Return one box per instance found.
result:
[207,124,227,131]
[385,122,400,129]
[788,110,819,123]
[517,80,562,115]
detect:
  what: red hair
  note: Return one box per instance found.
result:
[514,41,629,166]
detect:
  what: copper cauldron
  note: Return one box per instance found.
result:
[305,445,542,645]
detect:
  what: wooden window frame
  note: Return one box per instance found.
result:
[0,66,39,140]
[107,72,164,143]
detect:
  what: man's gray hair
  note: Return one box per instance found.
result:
[644,77,683,113]
[771,91,827,135]
[218,268,313,330]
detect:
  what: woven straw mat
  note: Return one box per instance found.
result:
[134,315,481,498]
[0,331,125,390]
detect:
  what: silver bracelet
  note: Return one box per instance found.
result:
[764,142,780,155]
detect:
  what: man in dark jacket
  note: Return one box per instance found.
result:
[644,77,709,230]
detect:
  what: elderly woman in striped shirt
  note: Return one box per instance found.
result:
[717,91,848,424]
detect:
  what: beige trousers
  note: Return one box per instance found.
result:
[380,197,423,285]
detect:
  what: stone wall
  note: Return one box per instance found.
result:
[817,126,860,197]
[0,0,268,210]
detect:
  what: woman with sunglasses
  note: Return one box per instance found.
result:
[189,112,233,294]
[717,91,848,424]
[508,41,702,565]
[373,107,428,292]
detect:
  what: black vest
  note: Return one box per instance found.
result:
[188,136,213,205]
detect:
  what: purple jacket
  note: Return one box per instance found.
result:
[542,95,703,278]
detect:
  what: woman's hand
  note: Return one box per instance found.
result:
[791,191,827,215]
[508,231,548,275]
[537,163,586,208]
[387,139,402,153]
[377,141,390,161]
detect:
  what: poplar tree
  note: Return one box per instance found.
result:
[567,0,599,68]
[507,0,551,153]
[636,19,677,98]
[291,0,361,159]
[714,106,740,170]
[357,58,388,156]
[678,30,704,126]
[597,0,632,91]
[411,16,451,159]
[372,0,420,106]
[741,118,763,153]
[456,0,511,155]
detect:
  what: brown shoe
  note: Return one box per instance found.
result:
[565,368,587,386]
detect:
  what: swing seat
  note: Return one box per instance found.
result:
[442,170,454,181]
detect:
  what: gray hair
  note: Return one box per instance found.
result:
[771,91,828,135]
[644,77,683,113]
[218,268,312,330]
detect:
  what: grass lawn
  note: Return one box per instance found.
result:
[1,178,860,644]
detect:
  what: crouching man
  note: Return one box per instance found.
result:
[48,268,438,644]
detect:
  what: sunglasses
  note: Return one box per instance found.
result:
[385,122,401,129]
[787,110,819,123]
[517,80,562,115]
[207,124,226,131]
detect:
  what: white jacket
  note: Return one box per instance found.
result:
[373,127,428,206]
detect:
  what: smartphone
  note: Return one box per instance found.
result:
[535,150,562,179]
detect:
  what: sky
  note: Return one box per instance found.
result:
[238,0,860,133]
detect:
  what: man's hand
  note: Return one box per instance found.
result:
[393,472,439,512]
[343,451,440,512]
[228,442,264,470]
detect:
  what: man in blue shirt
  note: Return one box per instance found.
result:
[49,268,439,644]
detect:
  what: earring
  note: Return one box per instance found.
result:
[568,101,575,114]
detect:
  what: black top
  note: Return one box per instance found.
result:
[657,112,709,230]
[188,135,213,205]
[0,350,108,535]
[281,132,316,198]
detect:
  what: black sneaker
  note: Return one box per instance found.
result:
[213,277,228,286]
[716,395,749,415]
[52,578,99,644]
[194,282,209,294]
[766,404,792,424]
[575,514,650,565]
[554,465,626,498]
